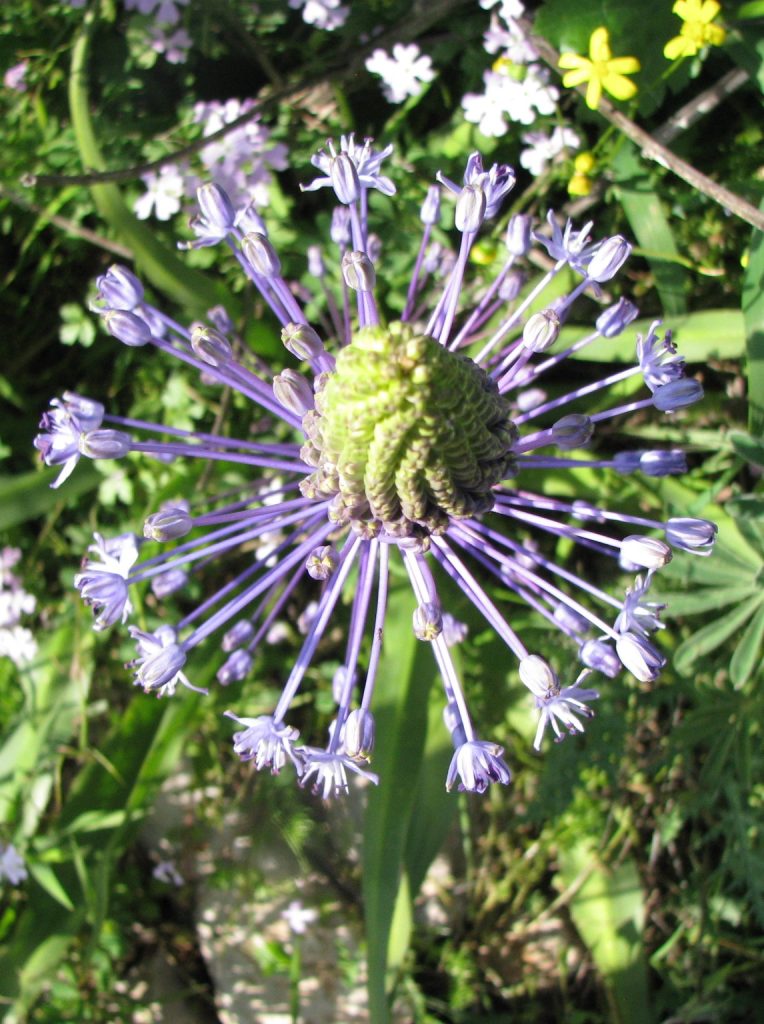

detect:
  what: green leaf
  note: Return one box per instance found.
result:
[674,593,764,673]
[25,862,75,912]
[556,839,652,1024]
[730,431,764,469]
[742,200,764,435]
[659,584,758,617]
[564,309,745,363]
[68,14,238,318]
[362,579,439,1024]
[0,464,101,531]
[730,602,764,687]
[612,144,687,317]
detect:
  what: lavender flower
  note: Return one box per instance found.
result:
[37,139,712,797]
[0,844,27,886]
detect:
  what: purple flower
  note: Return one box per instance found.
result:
[39,140,712,798]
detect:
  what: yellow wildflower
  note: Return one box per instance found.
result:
[559,27,640,111]
[664,0,726,60]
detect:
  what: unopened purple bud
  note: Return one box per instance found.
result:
[344,708,375,760]
[97,265,144,310]
[191,325,233,366]
[640,450,687,476]
[282,323,324,363]
[665,517,717,555]
[587,235,632,283]
[413,602,443,641]
[306,544,338,580]
[307,245,325,278]
[552,414,593,450]
[615,632,667,682]
[273,370,314,416]
[341,251,376,291]
[499,270,525,302]
[144,507,192,541]
[367,233,382,264]
[455,184,486,232]
[506,213,532,256]
[652,379,704,412]
[217,649,253,686]
[580,638,621,678]
[330,152,361,204]
[522,309,560,352]
[330,207,351,247]
[596,297,639,338]
[553,603,590,635]
[516,386,547,413]
[197,183,236,231]
[242,232,281,278]
[420,185,441,226]
[79,429,131,460]
[151,568,188,599]
[620,536,672,570]
[103,309,152,347]
[208,305,234,334]
[222,620,255,653]
[518,654,557,695]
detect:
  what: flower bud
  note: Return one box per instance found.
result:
[522,309,560,352]
[217,649,253,686]
[455,184,486,233]
[639,450,687,476]
[344,708,375,760]
[596,297,639,338]
[341,251,376,291]
[499,270,524,302]
[97,265,144,310]
[273,370,314,416]
[242,232,281,278]
[665,517,717,555]
[620,536,672,570]
[553,603,589,635]
[103,309,152,347]
[579,638,621,678]
[518,654,557,696]
[587,235,632,283]
[413,602,443,641]
[552,413,593,450]
[144,507,192,541]
[420,184,441,226]
[222,620,255,653]
[615,632,666,682]
[306,544,338,581]
[330,152,361,204]
[282,322,324,363]
[79,429,131,460]
[330,206,351,246]
[652,379,704,412]
[191,325,233,366]
[197,183,236,232]
[151,568,188,599]
[505,212,532,256]
[307,245,325,278]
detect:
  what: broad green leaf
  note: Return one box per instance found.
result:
[556,838,652,1024]
[69,14,237,318]
[725,496,764,519]
[25,862,75,913]
[731,431,764,469]
[659,584,757,617]
[0,464,101,531]
[362,579,438,1024]
[59,809,129,836]
[742,200,764,435]
[738,0,764,15]
[564,309,744,363]
[674,593,764,673]
[730,602,764,687]
[612,144,687,317]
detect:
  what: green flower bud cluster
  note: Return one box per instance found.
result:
[300,321,517,542]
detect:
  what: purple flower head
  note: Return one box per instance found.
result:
[41,136,710,798]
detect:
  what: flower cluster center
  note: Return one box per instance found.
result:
[300,322,517,541]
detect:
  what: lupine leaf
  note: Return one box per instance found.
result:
[0,465,101,531]
[25,862,75,912]
[730,431,764,469]
[674,593,764,673]
[659,584,758,617]
[730,602,764,687]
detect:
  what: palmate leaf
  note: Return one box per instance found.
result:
[742,199,764,435]
[730,601,764,687]
[674,593,764,676]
